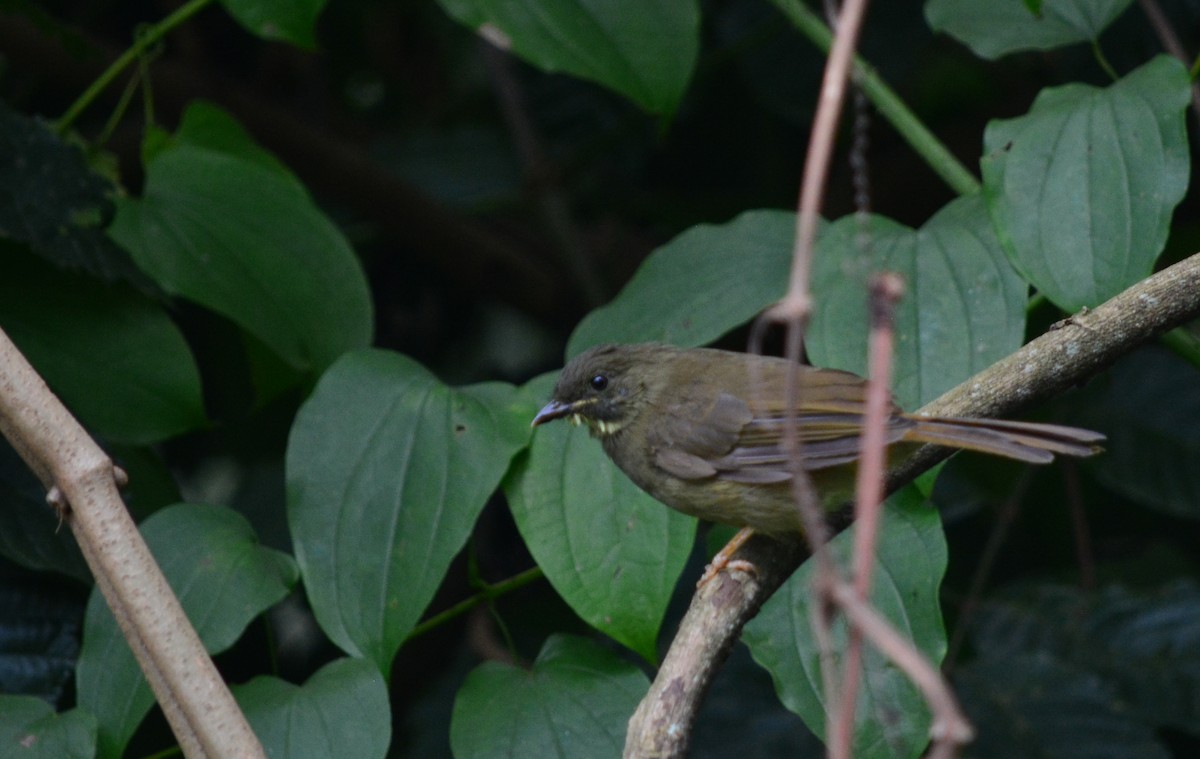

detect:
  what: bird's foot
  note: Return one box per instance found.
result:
[696,526,758,587]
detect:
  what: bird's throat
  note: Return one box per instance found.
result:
[572,414,625,437]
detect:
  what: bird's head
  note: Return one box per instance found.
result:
[532,343,668,437]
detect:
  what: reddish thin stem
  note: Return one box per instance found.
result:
[830,272,904,758]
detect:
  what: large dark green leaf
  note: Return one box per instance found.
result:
[743,488,947,759]
[233,658,389,759]
[925,0,1134,60]
[981,56,1190,312]
[109,103,373,374]
[506,374,695,661]
[287,350,530,672]
[0,697,95,759]
[75,504,297,759]
[808,195,1027,409]
[567,210,794,357]
[450,635,648,758]
[437,0,699,116]
[0,247,205,444]
[219,0,327,48]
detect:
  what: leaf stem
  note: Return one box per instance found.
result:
[772,0,981,196]
[55,0,214,135]
[1091,39,1120,81]
[407,566,544,640]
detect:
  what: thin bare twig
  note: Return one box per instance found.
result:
[827,580,974,758]
[744,4,876,735]
[480,40,606,307]
[831,272,904,759]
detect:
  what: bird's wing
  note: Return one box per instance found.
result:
[648,365,913,484]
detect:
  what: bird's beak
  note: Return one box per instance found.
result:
[532,399,575,427]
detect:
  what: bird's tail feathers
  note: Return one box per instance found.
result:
[905,417,1104,464]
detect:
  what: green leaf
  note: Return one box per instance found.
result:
[450,634,649,758]
[567,210,794,358]
[109,103,373,374]
[981,55,1191,312]
[170,100,298,178]
[1069,346,1200,520]
[76,504,297,759]
[438,0,698,116]
[219,0,327,48]
[956,653,1170,759]
[0,698,96,759]
[506,373,695,661]
[0,247,206,444]
[808,195,1027,409]
[287,350,530,671]
[0,101,153,290]
[233,658,390,759]
[925,0,1134,60]
[743,488,947,759]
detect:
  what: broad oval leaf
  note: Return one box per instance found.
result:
[233,658,389,759]
[109,104,373,374]
[507,375,695,660]
[219,0,326,48]
[75,504,297,759]
[809,195,1027,409]
[925,0,1134,60]
[0,698,96,759]
[743,487,947,759]
[438,0,699,116]
[287,349,530,671]
[0,248,205,444]
[981,55,1191,312]
[450,634,649,759]
[567,210,794,357]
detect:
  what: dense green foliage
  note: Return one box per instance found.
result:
[1,0,1198,757]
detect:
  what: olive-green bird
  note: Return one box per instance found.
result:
[532,343,1103,549]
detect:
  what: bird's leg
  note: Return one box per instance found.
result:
[697,526,758,587]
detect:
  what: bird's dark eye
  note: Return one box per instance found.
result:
[589,374,609,391]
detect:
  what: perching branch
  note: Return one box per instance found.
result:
[0,328,264,759]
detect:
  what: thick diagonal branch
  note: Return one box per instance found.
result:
[0,329,264,759]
